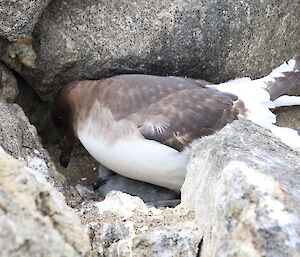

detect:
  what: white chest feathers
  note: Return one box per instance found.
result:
[77,129,189,192]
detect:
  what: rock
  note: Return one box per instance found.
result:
[78,191,201,257]
[0,0,298,100]
[0,0,51,42]
[274,75,300,129]
[0,61,18,102]
[1,37,37,71]
[14,71,55,143]
[275,105,300,129]
[0,59,53,143]
[0,147,90,257]
[181,120,300,257]
[0,97,65,191]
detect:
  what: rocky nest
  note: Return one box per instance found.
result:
[0,1,300,256]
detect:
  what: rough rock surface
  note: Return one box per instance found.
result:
[0,0,51,42]
[1,0,298,100]
[274,81,300,129]
[77,191,201,257]
[0,61,18,102]
[275,105,300,129]
[182,120,300,257]
[14,72,55,143]
[1,36,37,74]
[0,147,90,257]
[0,97,65,191]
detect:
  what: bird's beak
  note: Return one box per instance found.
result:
[59,151,70,168]
[59,137,73,168]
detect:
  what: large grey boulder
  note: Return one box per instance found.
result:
[1,0,298,100]
[0,97,65,190]
[0,147,90,257]
[182,120,300,257]
[0,0,51,42]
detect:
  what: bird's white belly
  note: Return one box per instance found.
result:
[77,131,189,192]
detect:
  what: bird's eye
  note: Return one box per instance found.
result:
[54,116,64,128]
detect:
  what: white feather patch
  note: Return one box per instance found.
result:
[273,95,300,107]
[139,120,170,135]
[215,56,300,149]
[269,125,300,149]
[258,58,297,84]
[78,128,188,192]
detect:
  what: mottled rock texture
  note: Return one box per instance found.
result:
[0,61,18,102]
[0,0,298,100]
[0,97,65,190]
[275,105,300,129]
[78,191,201,257]
[0,2,299,256]
[182,120,300,257]
[0,0,51,42]
[0,147,90,257]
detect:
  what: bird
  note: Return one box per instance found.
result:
[93,164,180,207]
[51,55,300,193]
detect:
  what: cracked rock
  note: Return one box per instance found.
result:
[0,97,65,191]
[0,147,90,257]
[1,0,298,100]
[78,191,201,257]
[182,120,300,257]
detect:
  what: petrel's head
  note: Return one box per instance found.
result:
[51,88,77,168]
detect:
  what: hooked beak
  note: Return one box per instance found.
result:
[59,137,73,168]
[59,151,70,168]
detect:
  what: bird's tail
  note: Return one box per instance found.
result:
[212,55,300,149]
[263,55,300,101]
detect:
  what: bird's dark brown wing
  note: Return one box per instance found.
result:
[133,87,243,151]
[95,74,245,151]
[97,74,213,119]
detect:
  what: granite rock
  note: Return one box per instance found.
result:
[0,61,18,102]
[0,0,298,100]
[0,147,90,257]
[0,0,51,42]
[182,120,300,257]
[78,191,201,257]
[0,97,65,191]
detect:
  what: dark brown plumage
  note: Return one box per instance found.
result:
[50,56,300,192]
[53,75,245,152]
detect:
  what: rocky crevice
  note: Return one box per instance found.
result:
[0,1,300,256]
